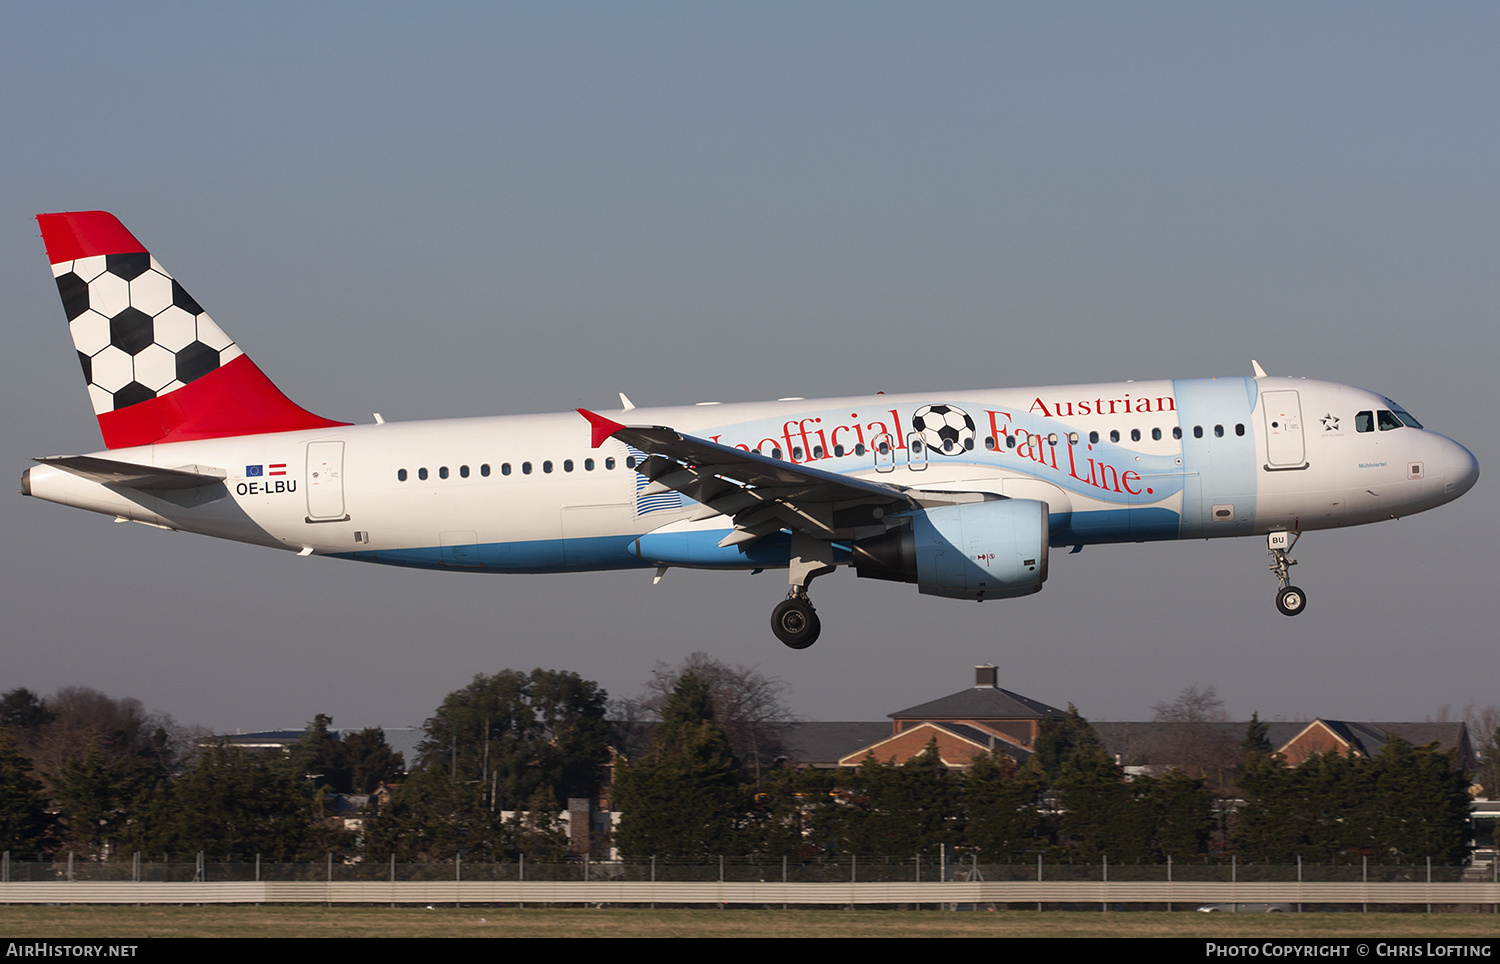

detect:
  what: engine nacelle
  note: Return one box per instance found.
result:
[852,499,1049,600]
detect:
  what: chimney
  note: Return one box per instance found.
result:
[974,663,997,688]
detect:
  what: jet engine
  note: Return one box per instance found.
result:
[851,499,1049,600]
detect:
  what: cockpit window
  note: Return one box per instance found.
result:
[1355,411,1373,433]
[1390,406,1423,429]
[1377,410,1403,431]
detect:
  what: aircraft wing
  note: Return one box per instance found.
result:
[577,409,984,548]
[34,455,227,491]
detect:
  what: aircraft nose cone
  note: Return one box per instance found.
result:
[1442,437,1479,501]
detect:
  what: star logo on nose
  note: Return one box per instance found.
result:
[1321,413,1339,431]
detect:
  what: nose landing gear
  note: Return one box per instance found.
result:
[1268,531,1307,616]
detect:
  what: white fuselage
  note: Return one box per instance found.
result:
[24,376,1479,575]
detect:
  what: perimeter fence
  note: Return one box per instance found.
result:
[0,850,1485,887]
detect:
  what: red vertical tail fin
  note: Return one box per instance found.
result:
[38,211,347,449]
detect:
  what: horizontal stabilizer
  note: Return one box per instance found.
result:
[34,455,226,491]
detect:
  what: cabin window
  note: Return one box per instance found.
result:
[1214,425,1224,437]
[481,464,491,477]
[855,443,866,456]
[522,462,532,475]
[1235,423,1245,436]
[564,459,574,472]
[1193,425,1203,439]
[812,445,824,459]
[1130,429,1141,442]
[984,436,996,450]
[605,457,616,469]
[584,458,595,470]
[792,446,804,460]
[1172,427,1182,440]
[964,437,974,451]
[1089,431,1099,444]
[418,467,428,480]
[460,465,470,478]
[543,461,553,473]
[501,463,511,476]
[1006,435,1016,449]
[626,456,637,468]
[1152,427,1162,441]
[397,468,407,482]
[1109,430,1120,443]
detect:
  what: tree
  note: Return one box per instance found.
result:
[0,688,54,732]
[1151,684,1239,796]
[363,764,506,862]
[124,743,317,861]
[342,727,405,794]
[51,741,141,856]
[1152,684,1227,723]
[0,727,50,854]
[962,752,1046,860]
[289,714,351,793]
[612,672,748,856]
[1232,739,1471,864]
[1242,711,1272,755]
[621,653,795,781]
[1055,743,1152,861]
[1032,703,1103,781]
[417,668,610,811]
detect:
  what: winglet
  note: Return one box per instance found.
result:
[1251,359,1268,379]
[577,408,626,448]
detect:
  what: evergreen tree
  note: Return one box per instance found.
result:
[123,743,314,861]
[1055,743,1152,861]
[363,764,506,862]
[1242,711,1272,754]
[51,741,140,856]
[1032,703,1103,781]
[289,714,351,793]
[962,752,1046,860]
[342,727,405,794]
[1140,769,1214,859]
[612,672,747,856]
[0,727,50,854]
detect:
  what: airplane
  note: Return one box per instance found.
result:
[22,211,1480,649]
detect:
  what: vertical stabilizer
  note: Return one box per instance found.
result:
[38,211,347,449]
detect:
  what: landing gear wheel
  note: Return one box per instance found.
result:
[1276,585,1307,616]
[772,597,821,649]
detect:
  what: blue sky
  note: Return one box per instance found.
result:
[2,2,1495,733]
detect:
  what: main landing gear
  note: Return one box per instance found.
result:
[772,591,820,649]
[1267,531,1307,616]
[773,531,836,649]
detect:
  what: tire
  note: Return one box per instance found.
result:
[1276,585,1307,616]
[772,597,821,649]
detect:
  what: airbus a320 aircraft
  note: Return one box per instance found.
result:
[22,212,1480,649]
